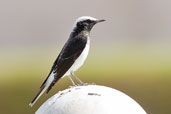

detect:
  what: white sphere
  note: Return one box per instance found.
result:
[36,85,147,114]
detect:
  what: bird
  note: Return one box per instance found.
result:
[29,16,105,107]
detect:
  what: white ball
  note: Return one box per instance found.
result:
[36,85,147,114]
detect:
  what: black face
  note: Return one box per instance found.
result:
[76,19,97,32]
[72,19,105,35]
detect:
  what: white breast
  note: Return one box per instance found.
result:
[64,38,90,76]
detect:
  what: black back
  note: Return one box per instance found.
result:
[41,30,89,93]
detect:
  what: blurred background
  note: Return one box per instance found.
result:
[0,0,171,114]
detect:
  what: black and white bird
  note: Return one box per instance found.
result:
[29,16,105,107]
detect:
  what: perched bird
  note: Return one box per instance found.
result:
[29,16,105,107]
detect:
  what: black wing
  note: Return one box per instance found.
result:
[41,35,87,93]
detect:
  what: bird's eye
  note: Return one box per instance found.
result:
[87,20,91,23]
[83,22,88,26]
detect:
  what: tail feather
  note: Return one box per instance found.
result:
[29,85,47,107]
[46,74,61,94]
[29,72,55,107]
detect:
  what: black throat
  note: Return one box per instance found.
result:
[71,28,90,39]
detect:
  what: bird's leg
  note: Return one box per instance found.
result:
[68,75,75,85]
[71,72,83,84]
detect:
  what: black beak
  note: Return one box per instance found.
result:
[96,19,106,23]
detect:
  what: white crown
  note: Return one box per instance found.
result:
[75,16,97,23]
[72,16,98,30]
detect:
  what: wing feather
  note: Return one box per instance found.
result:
[40,35,87,93]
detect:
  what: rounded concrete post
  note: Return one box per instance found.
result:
[36,85,147,114]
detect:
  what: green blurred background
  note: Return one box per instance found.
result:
[0,0,171,114]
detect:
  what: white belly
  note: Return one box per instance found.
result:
[64,38,90,76]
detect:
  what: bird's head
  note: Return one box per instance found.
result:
[72,16,105,33]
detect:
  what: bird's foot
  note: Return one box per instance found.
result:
[76,82,96,86]
[69,83,96,89]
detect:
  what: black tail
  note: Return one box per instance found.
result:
[29,85,47,107]
[46,75,61,94]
